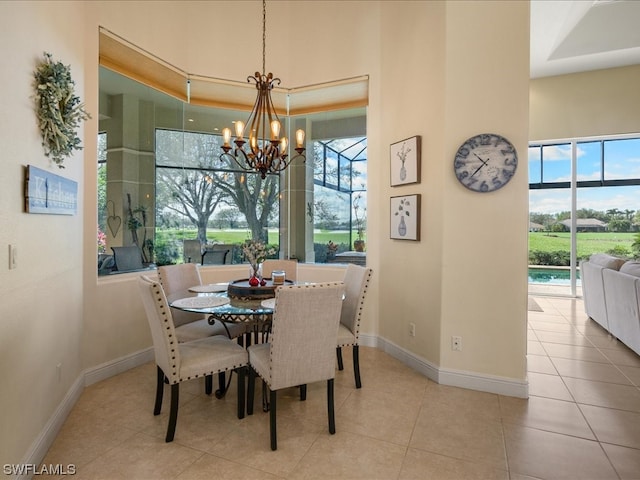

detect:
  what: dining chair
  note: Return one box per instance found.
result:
[158,263,245,343]
[246,282,345,450]
[137,275,248,442]
[336,264,373,389]
[262,259,298,282]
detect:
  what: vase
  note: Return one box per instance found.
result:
[398,216,407,236]
[400,164,407,181]
[248,263,262,286]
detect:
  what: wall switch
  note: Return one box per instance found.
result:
[452,336,462,351]
[56,363,62,382]
[409,322,416,337]
[8,244,17,270]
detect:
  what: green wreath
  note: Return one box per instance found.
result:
[34,52,91,168]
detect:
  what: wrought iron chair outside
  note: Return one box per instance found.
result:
[246,282,345,450]
[137,275,248,442]
[336,264,373,388]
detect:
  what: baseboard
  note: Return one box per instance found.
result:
[438,367,528,398]
[16,347,154,480]
[15,375,84,480]
[361,333,528,398]
[84,347,153,387]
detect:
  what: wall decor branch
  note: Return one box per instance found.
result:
[33,52,91,168]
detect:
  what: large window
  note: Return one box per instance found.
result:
[312,137,367,262]
[98,66,367,274]
[528,135,640,295]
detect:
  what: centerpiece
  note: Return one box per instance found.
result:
[242,239,275,286]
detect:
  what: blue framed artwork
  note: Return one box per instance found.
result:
[25,165,78,215]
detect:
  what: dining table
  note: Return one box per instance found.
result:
[168,280,278,401]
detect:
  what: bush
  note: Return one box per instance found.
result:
[606,245,631,258]
[529,250,571,266]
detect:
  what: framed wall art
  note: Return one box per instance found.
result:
[390,135,421,186]
[25,165,78,215]
[390,194,420,241]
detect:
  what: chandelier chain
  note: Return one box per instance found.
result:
[262,0,266,76]
[218,0,305,179]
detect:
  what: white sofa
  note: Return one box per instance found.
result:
[580,253,640,355]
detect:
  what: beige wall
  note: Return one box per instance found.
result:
[0,0,87,466]
[0,0,531,467]
[530,64,640,141]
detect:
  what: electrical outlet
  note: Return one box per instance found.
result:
[409,322,416,337]
[452,336,462,351]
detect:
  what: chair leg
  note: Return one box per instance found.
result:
[205,374,213,395]
[247,367,255,415]
[217,371,226,397]
[270,389,277,451]
[299,384,307,401]
[353,345,362,389]
[336,346,344,371]
[327,378,336,435]
[166,383,179,442]
[236,367,246,419]
[154,366,164,415]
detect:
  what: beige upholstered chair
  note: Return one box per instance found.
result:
[262,259,298,282]
[137,276,248,442]
[158,263,245,342]
[246,282,345,450]
[336,264,373,388]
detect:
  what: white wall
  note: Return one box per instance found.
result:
[0,0,531,468]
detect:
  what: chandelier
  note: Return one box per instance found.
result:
[220,0,305,179]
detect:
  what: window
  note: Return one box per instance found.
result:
[312,136,367,262]
[528,134,640,296]
[98,65,368,274]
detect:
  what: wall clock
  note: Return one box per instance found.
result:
[453,133,517,193]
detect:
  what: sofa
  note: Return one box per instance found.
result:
[580,253,640,355]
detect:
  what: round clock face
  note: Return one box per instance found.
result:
[454,133,518,193]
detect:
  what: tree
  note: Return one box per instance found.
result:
[213,167,279,244]
[157,169,227,244]
[155,129,279,246]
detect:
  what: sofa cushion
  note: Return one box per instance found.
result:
[589,253,625,270]
[620,261,640,278]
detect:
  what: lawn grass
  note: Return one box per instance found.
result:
[156,228,355,246]
[529,231,636,259]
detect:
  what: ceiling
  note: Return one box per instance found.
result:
[530,0,640,78]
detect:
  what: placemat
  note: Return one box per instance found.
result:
[172,296,230,309]
[188,283,228,293]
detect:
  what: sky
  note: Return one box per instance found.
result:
[528,138,640,215]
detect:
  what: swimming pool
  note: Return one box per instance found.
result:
[528,267,581,285]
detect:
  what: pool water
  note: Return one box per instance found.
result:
[528,267,581,285]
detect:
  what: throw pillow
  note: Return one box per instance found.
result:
[589,253,626,270]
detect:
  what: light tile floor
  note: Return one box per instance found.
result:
[42,296,640,479]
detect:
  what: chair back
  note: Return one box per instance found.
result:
[269,282,345,390]
[340,264,373,337]
[138,275,180,382]
[111,246,144,271]
[158,263,203,327]
[183,239,202,263]
[262,259,298,281]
